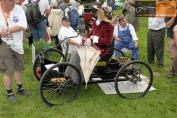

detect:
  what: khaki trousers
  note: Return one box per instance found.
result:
[167,39,177,74]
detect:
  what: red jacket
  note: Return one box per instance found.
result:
[88,20,114,56]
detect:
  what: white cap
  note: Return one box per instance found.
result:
[50,0,57,8]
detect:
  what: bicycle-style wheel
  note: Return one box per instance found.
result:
[33,48,64,81]
[115,60,153,99]
[39,62,82,106]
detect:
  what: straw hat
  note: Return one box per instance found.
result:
[93,3,112,21]
[50,0,57,8]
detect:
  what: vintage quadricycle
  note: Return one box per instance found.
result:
[33,35,153,107]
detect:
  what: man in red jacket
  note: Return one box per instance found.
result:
[87,5,114,56]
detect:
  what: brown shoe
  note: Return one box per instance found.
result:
[168,73,175,78]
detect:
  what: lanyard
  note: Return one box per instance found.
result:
[0,4,10,30]
[1,6,13,45]
[2,10,10,30]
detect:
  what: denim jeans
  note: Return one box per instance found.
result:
[29,19,47,41]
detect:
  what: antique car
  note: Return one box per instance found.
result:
[33,35,153,107]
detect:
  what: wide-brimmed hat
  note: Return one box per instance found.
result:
[93,3,112,20]
[93,2,112,12]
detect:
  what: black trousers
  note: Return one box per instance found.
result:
[147,28,165,65]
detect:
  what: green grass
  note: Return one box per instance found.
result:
[0,17,177,118]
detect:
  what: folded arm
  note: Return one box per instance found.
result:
[0,26,25,37]
[166,17,176,28]
[68,38,81,47]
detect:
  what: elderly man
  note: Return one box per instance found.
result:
[0,0,28,102]
[113,16,139,60]
[147,17,165,67]
[58,16,82,55]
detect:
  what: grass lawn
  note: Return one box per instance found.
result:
[0,17,177,118]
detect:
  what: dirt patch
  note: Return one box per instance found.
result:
[153,72,161,77]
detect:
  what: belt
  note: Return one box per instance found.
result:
[149,28,165,32]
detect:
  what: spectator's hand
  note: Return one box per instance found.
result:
[90,35,94,40]
[84,38,91,46]
[135,41,139,48]
[115,37,121,41]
